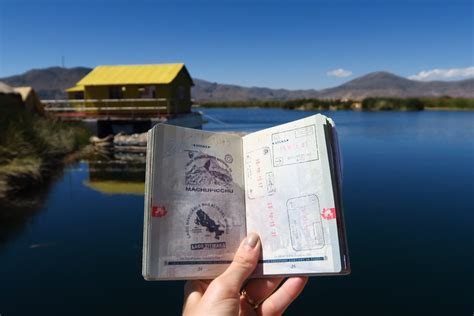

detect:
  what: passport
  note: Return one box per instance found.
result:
[142,114,350,280]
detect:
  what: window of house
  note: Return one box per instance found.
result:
[139,86,156,99]
[109,86,123,99]
[74,91,84,100]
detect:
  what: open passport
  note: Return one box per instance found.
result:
[142,114,350,280]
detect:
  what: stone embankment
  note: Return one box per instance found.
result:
[89,130,247,153]
[90,132,147,153]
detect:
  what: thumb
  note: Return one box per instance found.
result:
[217,232,261,291]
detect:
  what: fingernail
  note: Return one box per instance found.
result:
[245,232,259,248]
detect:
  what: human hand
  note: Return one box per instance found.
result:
[183,233,308,316]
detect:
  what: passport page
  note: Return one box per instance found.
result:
[243,114,343,276]
[143,124,246,280]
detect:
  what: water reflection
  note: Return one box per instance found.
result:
[0,153,147,251]
[1,109,473,315]
[84,159,145,195]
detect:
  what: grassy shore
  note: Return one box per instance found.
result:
[0,104,91,199]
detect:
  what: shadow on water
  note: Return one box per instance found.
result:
[0,151,146,252]
[0,168,65,251]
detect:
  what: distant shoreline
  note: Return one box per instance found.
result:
[195,96,474,111]
[196,106,474,112]
[424,107,474,111]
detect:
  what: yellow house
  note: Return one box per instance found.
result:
[66,63,194,116]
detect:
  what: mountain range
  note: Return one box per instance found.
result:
[1,67,473,101]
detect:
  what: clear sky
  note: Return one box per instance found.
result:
[0,0,472,89]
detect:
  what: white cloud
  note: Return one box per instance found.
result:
[408,66,474,81]
[327,68,352,78]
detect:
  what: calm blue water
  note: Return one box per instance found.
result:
[0,109,473,315]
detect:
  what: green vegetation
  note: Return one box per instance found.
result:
[0,103,91,199]
[421,97,474,109]
[199,99,353,110]
[199,97,474,111]
[361,97,474,110]
[361,97,424,111]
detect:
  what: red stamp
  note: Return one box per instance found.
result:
[321,207,336,220]
[152,206,167,218]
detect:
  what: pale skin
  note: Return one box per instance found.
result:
[183,233,308,316]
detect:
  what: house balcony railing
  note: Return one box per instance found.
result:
[42,98,171,120]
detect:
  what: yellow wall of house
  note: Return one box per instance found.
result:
[85,86,108,100]
[78,85,171,114]
[81,85,173,100]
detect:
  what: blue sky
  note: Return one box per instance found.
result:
[0,0,472,89]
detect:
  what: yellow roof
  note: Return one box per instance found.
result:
[76,63,190,86]
[66,85,84,92]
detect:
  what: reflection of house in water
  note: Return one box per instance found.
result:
[83,160,146,195]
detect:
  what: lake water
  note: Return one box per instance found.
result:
[0,109,473,315]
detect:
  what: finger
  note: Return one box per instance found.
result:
[242,277,285,306]
[184,280,210,296]
[183,280,209,312]
[258,277,308,315]
[215,232,261,291]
